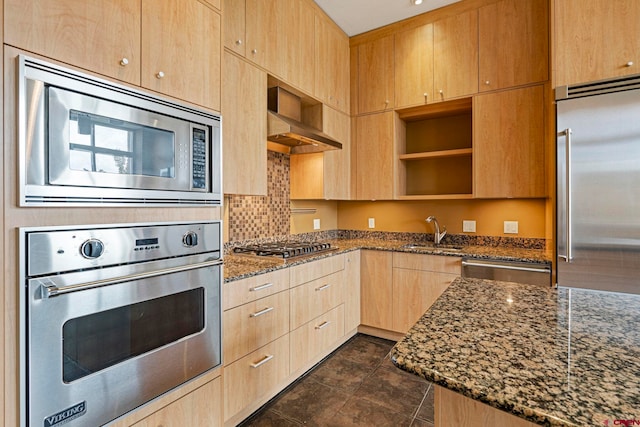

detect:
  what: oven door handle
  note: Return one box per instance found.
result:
[38,259,223,298]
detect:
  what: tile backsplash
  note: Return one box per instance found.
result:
[227,151,290,241]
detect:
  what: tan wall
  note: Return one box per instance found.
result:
[290,200,338,234]
[337,199,547,238]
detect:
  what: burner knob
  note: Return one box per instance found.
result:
[80,239,104,259]
[182,231,198,247]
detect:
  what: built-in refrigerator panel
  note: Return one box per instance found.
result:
[557,84,640,294]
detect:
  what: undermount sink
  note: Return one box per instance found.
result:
[401,243,464,251]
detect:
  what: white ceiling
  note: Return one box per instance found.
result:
[314,0,461,37]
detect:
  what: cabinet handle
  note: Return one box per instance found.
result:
[249,306,274,318]
[250,282,273,292]
[626,61,634,67]
[557,128,572,263]
[315,321,331,330]
[250,354,274,368]
[251,49,258,54]
[484,80,490,85]
[235,39,243,45]
[120,57,129,66]
[423,92,428,100]
[315,283,331,291]
[156,71,165,79]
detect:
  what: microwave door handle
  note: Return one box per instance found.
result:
[558,128,572,263]
[38,259,222,298]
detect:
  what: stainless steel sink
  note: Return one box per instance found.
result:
[401,243,464,251]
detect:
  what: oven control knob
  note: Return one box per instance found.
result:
[80,239,104,259]
[182,231,198,247]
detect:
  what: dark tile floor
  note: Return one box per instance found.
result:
[238,334,435,427]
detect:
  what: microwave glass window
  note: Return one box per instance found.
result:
[62,287,205,383]
[68,110,176,178]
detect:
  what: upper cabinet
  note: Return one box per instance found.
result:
[244,0,278,72]
[315,15,350,113]
[223,0,246,56]
[141,0,221,111]
[394,24,434,109]
[4,0,141,85]
[479,0,548,92]
[354,111,396,200]
[355,35,394,114]
[554,0,640,87]
[433,9,478,102]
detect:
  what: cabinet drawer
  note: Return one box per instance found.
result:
[393,253,461,274]
[224,334,290,422]
[289,254,345,286]
[223,269,289,310]
[290,271,344,330]
[223,290,289,364]
[290,305,345,374]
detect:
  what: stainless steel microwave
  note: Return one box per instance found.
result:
[17,55,222,206]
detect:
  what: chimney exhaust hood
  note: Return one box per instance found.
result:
[267,87,342,154]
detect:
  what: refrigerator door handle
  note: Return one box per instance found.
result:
[558,128,572,262]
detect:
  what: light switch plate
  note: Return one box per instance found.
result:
[504,221,519,234]
[368,218,375,229]
[463,220,476,233]
[313,219,321,230]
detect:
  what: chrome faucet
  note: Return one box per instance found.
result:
[426,216,447,245]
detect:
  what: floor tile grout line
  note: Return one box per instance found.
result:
[411,382,432,425]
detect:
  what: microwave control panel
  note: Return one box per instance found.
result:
[191,127,208,190]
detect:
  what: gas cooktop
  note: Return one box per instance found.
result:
[233,241,335,259]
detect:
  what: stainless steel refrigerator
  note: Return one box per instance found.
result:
[556,76,640,294]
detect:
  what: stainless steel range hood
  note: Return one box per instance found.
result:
[267,87,342,154]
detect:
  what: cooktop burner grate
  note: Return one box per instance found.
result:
[233,241,333,259]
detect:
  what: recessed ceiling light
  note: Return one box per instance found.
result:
[413,0,423,5]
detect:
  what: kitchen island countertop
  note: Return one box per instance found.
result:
[390,277,640,426]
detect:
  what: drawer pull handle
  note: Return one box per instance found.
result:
[315,321,331,330]
[250,354,274,368]
[250,306,274,318]
[250,282,273,292]
[315,283,331,291]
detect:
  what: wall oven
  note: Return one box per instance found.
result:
[19,221,222,427]
[17,54,222,206]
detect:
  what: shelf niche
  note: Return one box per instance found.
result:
[396,98,473,199]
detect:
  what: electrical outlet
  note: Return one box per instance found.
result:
[504,221,519,234]
[313,219,321,230]
[463,220,476,233]
[368,218,375,229]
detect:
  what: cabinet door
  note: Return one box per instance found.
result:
[479,0,548,91]
[245,0,278,71]
[360,250,393,330]
[433,9,478,101]
[473,85,546,198]
[133,376,222,427]
[142,0,221,111]
[555,0,640,86]
[392,269,456,333]
[315,15,350,113]
[290,271,344,330]
[357,35,395,114]
[395,24,434,109]
[222,53,267,195]
[5,0,141,85]
[276,0,315,94]
[344,250,361,333]
[355,112,395,200]
[223,0,246,56]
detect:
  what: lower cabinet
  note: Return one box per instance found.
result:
[132,376,222,427]
[360,250,393,330]
[344,250,361,332]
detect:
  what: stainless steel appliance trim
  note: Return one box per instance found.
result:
[555,73,640,100]
[558,128,572,262]
[461,260,551,274]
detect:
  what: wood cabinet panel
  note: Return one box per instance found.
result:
[4,0,141,85]
[355,112,395,200]
[289,254,344,286]
[344,250,361,333]
[224,290,290,363]
[141,0,221,111]
[132,376,222,427]
[223,0,246,55]
[393,253,461,274]
[473,85,546,198]
[290,153,324,199]
[224,334,290,421]
[245,0,278,71]
[223,268,289,310]
[479,0,548,91]
[315,15,350,113]
[222,52,268,195]
[290,271,344,330]
[357,35,395,114]
[360,250,393,330]
[555,0,640,86]
[394,24,434,109]
[433,10,478,101]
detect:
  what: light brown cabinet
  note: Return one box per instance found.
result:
[555,0,640,87]
[473,85,546,198]
[360,250,393,330]
[223,0,246,56]
[478,0,548,92]
[315,14,350,113]
[356,35,395,114]
[344,250,361,333]
[244,0,278,72]
[222,52,268,195]
[433,9,478,102]
[290,271,344,330]
[132,376,222,427]
[394,24,434,109]
[355,112,396,200]
[5,0,141,85]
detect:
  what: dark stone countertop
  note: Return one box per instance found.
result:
[223,237,552,282]
[390,277,640,427]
